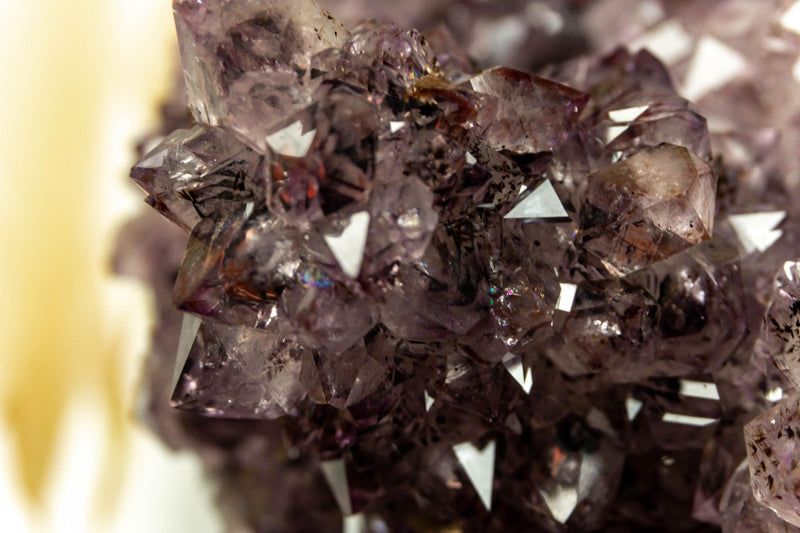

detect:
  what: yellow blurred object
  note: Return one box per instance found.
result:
[0,1,221,531]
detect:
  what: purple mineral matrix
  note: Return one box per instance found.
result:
[118,0,800,531]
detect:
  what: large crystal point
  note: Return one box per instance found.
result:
[578,143,717,276]
[173,0,348,132]
[745,393,800,528]
[130,125,264,231]
[468,67,589,154]
[171,320,308,418]
[756,262,800,389]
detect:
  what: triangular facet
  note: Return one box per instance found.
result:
[606,125,629,143]
[502,353,533,394]
[453,440,496,510]
[172,313,202,391]
[321,458,352,515]
[323,211,370,278]
[608,105,649,123]
[424,391,434,411]
[630,20,694,66]
[540,484,578,524]
[390,121,405,133]
[266,121,316,158]
[504,180,568,220]
[606,104,649,142]
[625,396,643,421]
[729,211,785,254]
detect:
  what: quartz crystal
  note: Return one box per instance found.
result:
[756,262,800,389]
[579,143,716,276]
[745,394,800,528]
[117,0,800,531]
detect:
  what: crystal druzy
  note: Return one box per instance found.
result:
[120,0,800,531]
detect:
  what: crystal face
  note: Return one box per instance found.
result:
[756,262,800,389]
[579,143,717,276]
[745,394,800,528]
[118,0,800,531]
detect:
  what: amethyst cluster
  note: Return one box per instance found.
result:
[117,0,800,531]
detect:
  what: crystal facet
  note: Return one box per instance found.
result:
[118,0,800,530]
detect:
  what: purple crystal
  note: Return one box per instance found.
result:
[756,262,800,389]
[172,320,309,418]
[578,143,717,276]
[117,0,800,530]
[745,393,800,528]
[468,67,589,154]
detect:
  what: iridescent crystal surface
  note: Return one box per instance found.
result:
[117,0,800,531]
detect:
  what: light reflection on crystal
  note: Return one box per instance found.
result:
[661,413,718,427]
[683,36,747,101]
[453,440,496,511]
[343,514,367,533]
[323,211,370,278]
[555,282,577,312]
[502,353,533,393]
[625,396,644,421]
[172,313,201,390]
[679,380,721,401]
[540,484,579,524]
[729,211,785,254]
[265,121,316,158]
[504,180,568,220]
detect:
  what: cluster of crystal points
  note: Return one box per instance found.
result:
[116,0,800,531]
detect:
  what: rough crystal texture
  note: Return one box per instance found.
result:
[745,394,800,528]
[720,460,800,533]
[117,0,800,531]
[578,143,717,276]
[174,0,348,131]
[172,320,309,418]
[468,67,589,153]
[757,262,800,389]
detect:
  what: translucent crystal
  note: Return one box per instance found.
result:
[172,320,308,418]
[745,393,800,528]
[756,262,800,389]
[468,66,589,154]
[579,143,717,276]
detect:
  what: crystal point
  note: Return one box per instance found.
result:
[579,143,717,275]
[469,67,588,153]
[745,393,800,528]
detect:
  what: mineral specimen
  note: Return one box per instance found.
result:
[118,0,800,531]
